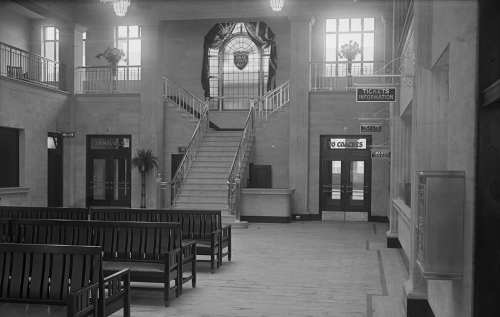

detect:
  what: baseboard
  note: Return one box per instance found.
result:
[240,216,290,223]
[291,214,311,221]
[387,237,402,249]
[406,298,435,317]
[368,215,389,223]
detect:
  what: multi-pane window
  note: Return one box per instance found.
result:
[209,23,270,110]
[0,127,19,188]
[82,32,86,66]
[43,26,59,61]
[115,26,141,81]
[325,18,375,76]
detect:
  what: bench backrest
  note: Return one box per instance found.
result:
[90,208,222,239]
[12,219,182,262]
[0,206,88,220]
[0,219,10,243]
[0,243,100,305]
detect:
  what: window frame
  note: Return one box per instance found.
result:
[115,25,142,66]
[43,26,59,62]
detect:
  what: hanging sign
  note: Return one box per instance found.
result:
[61,131,76,138]
[360,124,382,133]
[233,51,249,70]
[90,137,130,150]
[371,149,391,159]
[329,138,367,150]
[356,88,396,102]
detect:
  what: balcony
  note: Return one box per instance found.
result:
[0,42,66,91]
[310,61,396,91]
[76,66,141,94]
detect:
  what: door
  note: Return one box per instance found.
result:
[321,155,371,213]
[87,154,130,207]
[48,132,63,207]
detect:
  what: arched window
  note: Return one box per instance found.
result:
[208,23,271,110]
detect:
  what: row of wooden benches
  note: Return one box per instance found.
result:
[0,206,233,317]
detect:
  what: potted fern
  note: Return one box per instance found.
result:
[131,148,159,208]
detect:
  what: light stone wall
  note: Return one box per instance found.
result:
[0,78,70,206]
[309,91,390,218]
[0,7,31,50]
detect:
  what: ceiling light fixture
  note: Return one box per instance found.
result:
[100,0,130,17]
[270,0,286,12]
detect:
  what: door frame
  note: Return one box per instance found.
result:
[48,132,63,207]
[319,135,372,219]
[86,135,131,208]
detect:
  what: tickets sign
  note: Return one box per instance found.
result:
[356,88,396,102]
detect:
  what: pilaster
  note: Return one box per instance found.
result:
[139,22,165,208]
[288,16,314,215]
[57,23,87,207]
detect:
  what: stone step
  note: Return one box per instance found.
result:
[195,156,234,162]
[187,172,227,179]
[191,161,233,168]
[203,136,242,142]
[174,201,228,210]
[178,189,227,197]
[205,131,243,137]
[199,146,239,152]
[183,178,228,185]
[196,151,236,157]
[176,195,226,203]
[201,141,240,147]
[190,167,229,173]
[181,184,228,190]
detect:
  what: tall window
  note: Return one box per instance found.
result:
[83,31,86,66]
[115,26,141,66]
[209,23,270,110]
[43,26,59,61]
[115,26,141,81]
[0,127,19,188]
[325,18,375,75]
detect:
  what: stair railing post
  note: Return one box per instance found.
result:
[235,178,241,222]
[205,97,210,131]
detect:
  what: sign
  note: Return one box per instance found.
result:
[61,131,76,138]
[356,87,396,102]
[233,51,249,70]
[329,138,367,150]
[90,137,130,150]
[371,150,391,159]
[360,124,382,133]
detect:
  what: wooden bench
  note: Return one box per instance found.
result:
[0,243,101,317]
[0,218,10,242]
[12,218,196,307]
[0,206,89,220]
[90,208,231,273]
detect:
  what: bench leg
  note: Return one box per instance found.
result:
[211,252,215,274]
[192,252,197,288]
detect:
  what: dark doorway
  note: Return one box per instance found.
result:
[48,132,63,207]
[86,136,131,207]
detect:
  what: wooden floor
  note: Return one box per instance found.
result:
[111,221,408,317]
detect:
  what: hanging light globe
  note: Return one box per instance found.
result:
[99,0,130,17]
[270,0,286,12]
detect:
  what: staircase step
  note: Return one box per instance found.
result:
[174,202,228,209]
[182,184,228,190]
[183,178,228,185]
[187,172,227,179]
[176,195,226,203]
[178,190,227,196]
[191,161,233,168]
[197,151,236,157]
[190,167,229,173]
[205,132,243,137]
[199,146,239,152]
[202,141,240,147]
[195,156,234,162]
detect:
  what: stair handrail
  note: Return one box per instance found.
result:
[227,104,255,218]
[254,80,290,123]
[170,103,210,206]
[163,76,206,121]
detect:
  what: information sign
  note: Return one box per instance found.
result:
[356,88,396,102]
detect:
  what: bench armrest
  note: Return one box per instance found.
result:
[102,269,131,317]
[67,281,99,317]
[221,225,231,242]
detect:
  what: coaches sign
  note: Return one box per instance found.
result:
[356,88,396,102]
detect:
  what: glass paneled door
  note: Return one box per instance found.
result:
[321,155,371,212]
[87,154,130,207]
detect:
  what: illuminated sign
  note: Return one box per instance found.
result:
[360,124,382,133]
[356,87,396,102]
[329,138,367,150]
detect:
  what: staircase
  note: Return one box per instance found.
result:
[171,130,251,228]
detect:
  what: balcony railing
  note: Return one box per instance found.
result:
[0,42,66,91]
[76,66,141,94]
[310,61,396,91]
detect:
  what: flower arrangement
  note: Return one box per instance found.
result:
[338,40,362,61]
[95,46,127,66]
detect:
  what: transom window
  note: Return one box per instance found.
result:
[209,23,270,111]
[325,18,375,76]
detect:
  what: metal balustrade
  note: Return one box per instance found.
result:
[0,42,66,91]
[254,80,290,123]
[164,76,208,121]
[310,61,396,91]
[170,105,210,206]
[227,106,254,218]
[76,66,141,93]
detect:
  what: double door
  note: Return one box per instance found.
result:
[87,154,130,207]
[321,154,371,213]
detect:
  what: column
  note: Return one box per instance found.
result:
[288,16,314,215]
[139,22,165,208]
[57,23,87,206]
